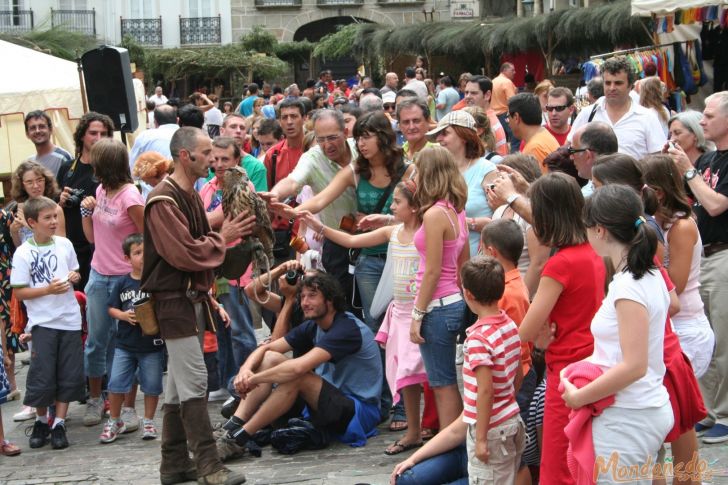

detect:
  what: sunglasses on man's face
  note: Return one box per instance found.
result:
[545,104,570,112]
[383,103,396,111]
[567,146,589,155]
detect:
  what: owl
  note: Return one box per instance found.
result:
[220,165,275,277]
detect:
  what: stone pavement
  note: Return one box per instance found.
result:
[2,353,728,485]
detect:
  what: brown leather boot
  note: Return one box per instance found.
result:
[180,397,227,478]
[160,403,197,485]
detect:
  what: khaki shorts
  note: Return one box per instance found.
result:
[466,415,525,485]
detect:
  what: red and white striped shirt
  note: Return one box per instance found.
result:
[462,310,521,426]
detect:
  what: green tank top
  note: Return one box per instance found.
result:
[357,177,392,256]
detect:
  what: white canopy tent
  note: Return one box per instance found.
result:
[0,40,84,120]
[632,0,728,16]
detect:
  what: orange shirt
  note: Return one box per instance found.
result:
[491,74,518,115]
[203,330,218,353]
[498,267,532,375]
[522,128,560,173]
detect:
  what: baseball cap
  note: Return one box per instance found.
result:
[426,110,476,138]
[382,91,396,104]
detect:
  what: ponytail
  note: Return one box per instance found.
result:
[626,216,658,279]
[640,184,659,216]
[584,185,657,280]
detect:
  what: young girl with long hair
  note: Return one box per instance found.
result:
[301,180,427,454]
[10,161,66,246]
[80,138,145,429]
[410,145,469,429]
[561,185,673,483]
[517,172,606,485]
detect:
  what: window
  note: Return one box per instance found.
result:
[59,0,88,8]
[189,0,213,17]
[130,0,154,18]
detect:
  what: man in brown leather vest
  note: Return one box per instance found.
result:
[142,127,254,485]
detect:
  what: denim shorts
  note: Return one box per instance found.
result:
[107,347,164,396]
[419,298,465,387]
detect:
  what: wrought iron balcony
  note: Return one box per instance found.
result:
[317,0,364,6]
[120,16,162,47]
[0,9,33,33]
[51,8,96,36]
[254,0,302,8]
[179,15,221,45]
[377,0,426,4]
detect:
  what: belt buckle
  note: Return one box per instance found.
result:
[153,338,164,346]
[186,288,197,299]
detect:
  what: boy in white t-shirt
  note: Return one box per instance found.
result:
[460,256,525,484]
[10,197,84,450]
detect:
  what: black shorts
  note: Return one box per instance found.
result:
[24,327,84,407]
[309,379,355,434]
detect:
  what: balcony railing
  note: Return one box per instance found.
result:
[51,8,96,36]
[255,0,302,8]
[0,9,33,33]
[377,0,425,4]
[316,0,364,6]
[120,16,162,47]
[179,14,221,45]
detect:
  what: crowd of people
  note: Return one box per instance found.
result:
[0,55,726,485]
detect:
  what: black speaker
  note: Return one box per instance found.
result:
[81,46,138,133]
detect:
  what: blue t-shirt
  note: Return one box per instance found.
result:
[240,95,258,117]
[285,312,382,406]
[108,274,163,353]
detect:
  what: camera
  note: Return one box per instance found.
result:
[66,188,85,207]
[285,269,305,286]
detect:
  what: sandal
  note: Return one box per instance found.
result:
[384,440,423,455]
[421,428,437,441]
[388,420,408,432]
[0,440,21,456]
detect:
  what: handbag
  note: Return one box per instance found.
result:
[133,296,159,336]
[370,242,394,319]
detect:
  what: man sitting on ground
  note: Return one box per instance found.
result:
[216,272,383,460]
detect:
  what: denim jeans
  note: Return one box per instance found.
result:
[108,348,164,396]
[355,253,386,333]
[214,312,237,391]
[395,443,468,485]
[84,269,123,378]
[419,299,465,387]
[219,286,257,390]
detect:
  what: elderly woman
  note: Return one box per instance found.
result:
[667,111,710,166]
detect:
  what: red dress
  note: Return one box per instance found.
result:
[539,243,605,485]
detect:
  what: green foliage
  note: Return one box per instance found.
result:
[144,43,288,81]
[275,40,315,61]
[121,34,146,69]
[313,24,361,60]
[239,25,278,55]
[0,27,97,60]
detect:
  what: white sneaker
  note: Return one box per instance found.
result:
[120,407,140,433]
[455,344,464,365]
[13,405,36,421]
[83,397,105,426]
[208,388,231,402]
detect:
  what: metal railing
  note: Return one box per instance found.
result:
[51,8,96,36]
[317,0,364,6]
[120,16,162,47]
[0,9,33,32]
[377,0,425,4]
[254,0,302,8]
[179,14,221,45]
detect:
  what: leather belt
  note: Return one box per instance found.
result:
[704,242,728,258]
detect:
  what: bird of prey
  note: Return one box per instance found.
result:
[219,165,275,280]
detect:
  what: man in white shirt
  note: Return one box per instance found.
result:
[148,86,168,106]
[403,67,428,101]
[569,56,665,159]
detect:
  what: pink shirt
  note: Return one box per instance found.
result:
[90,184,144,275]
[414,200,467,300]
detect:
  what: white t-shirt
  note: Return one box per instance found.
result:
[10,236,82,331]
[569,97,666,159]
[590,270,670,408]
[205,107,223,127]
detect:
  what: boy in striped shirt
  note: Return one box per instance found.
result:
[460,256,525,484]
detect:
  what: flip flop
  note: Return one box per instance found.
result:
[388,420,408,432]
[384,440,423,456]
[0,440,21,456]
[421,428,437,441]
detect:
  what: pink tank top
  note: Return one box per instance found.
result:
[414,200,467,300]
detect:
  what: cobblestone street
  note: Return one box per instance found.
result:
[2,353,727,485]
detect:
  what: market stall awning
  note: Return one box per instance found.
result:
[632,0,728,16]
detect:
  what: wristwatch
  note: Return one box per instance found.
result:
[684,168,698,182]
[506,194,521,206]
